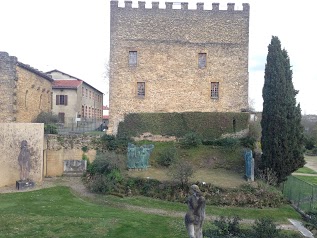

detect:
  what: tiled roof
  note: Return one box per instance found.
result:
[103,115,109,119]
[47,69,104,94]
[52,80,82,89]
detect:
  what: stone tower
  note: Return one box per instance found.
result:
[109,1,250,135]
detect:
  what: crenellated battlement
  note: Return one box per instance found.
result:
[111,1,250,12]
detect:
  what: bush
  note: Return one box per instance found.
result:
[202,138,239,148]
[179,132,202,149]
[34,112,59,134]
[251,218,280,238]
[203,216,242,238]
[99,134,132,154]
[84,151,125,193]
[240,137,256,150]
[304,135,316,150]
[82,153,90,168]
[33,111,59,124]
[156,147,178,167]
[44,124,58,134]
[168,160,194,186]
[248,120,261,141]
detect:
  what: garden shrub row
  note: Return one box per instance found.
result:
[84,174,286,208]
[117,112,249,140]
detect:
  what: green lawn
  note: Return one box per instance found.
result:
[0,187,185,238]
[293,175,317,185]
[0,185,302,238]
[295,167,317,174]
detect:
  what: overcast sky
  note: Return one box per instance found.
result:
[0,0,316,114]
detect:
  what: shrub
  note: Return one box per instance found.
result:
[33,111,59,124]
[304,135,316,150]
[168,160,194,186]
[179,132,202,149]
[248,120,261,141]
[84,151,125,193]
[251,218,280,238]
[82,153,90,167]
[240,136,256,150]
[203,216,242,238]
[34,112,59,134]
[156,147,178,167]
[202,138,239,148]
[99,134,132,154]
[44,124,58,134]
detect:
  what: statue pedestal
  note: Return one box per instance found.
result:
[16,180,35,190]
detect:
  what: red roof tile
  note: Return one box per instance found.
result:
[52,80,82,89]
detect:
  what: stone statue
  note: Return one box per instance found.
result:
[18,140,31,181]
[185,184,206,238]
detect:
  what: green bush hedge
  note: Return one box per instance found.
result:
[117,112,249,140]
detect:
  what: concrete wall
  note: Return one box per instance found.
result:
[0,123,44,187]
[109,2,250,134]
[16,66,52,122]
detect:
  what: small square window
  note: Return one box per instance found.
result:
[56,95,68,105]
[198,53,207,68]
[211,82,219,99]
[137,82,145,97]
[129,51,137,66]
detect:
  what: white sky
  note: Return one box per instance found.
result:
[0,0,316,114]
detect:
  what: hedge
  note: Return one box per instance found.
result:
[117,112,249,140]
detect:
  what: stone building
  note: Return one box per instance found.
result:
[0,51,53,123]
[108,1,250,135]
[47,70,104,123]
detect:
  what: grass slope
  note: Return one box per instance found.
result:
[0,187,184,238]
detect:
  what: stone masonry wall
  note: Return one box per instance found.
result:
[109,1,250,135]
[45,134,97,177]
[16,66,52,122]
[0,52,18,122]
[0,123,44,187]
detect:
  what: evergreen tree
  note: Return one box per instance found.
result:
[261,36,305,184]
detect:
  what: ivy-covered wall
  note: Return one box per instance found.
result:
[117,112,249,140]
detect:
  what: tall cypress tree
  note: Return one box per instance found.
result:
[261,36,305,184]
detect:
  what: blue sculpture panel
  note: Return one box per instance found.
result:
[244,149,254,181]
[127,143,154,169]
